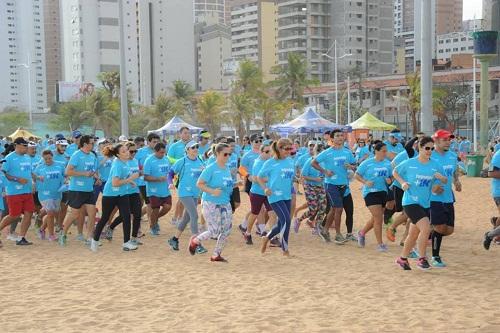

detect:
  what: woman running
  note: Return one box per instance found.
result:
[355,141,393,252]
[257,138,295,256]
[294,143,327,234]
[189,143,234,262]
[393,137,447,270]
[167,141,206,253]
[355,139,370,164]
[91,143,139,252]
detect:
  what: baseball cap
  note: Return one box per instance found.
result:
[308,140,317,146]
[200,131,211,139]
[72,130,82,139]
[56,139,69,146]
[13,137,28,145]
[118,135,128,142]
[433,129,455,139]
[250,134,263,142]
[55,133,65,140]
[389,132,402,140]
[185,141,199,150]
[28,141,37,148]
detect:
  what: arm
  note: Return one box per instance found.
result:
[489,168,500,179]
[65,164,92,177]
[196,179,221,196]
[311,159,333,177]
[256,176,272,196]
[392,169,409,190]
[354,173,373,187]
[144,175,166,183]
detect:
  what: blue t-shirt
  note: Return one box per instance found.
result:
[430,150,458,203]
[241,150,260,174]
[198,142,211,158]
[395,157,444,209]
[228,152,239,182]
[295,153,312,173]
[355,146,370,163]
[126,158,141,195]
[490,150,500,198]
[450,141,459,153]
[143,154,171,198]
[301,157,324,186]
[249,157,267,196]
[459,140,471,154]
[391,150,410,189]
[258,158,295,204]
[314,147,356,186]
[1,152,33,195]
[167,140,187,163]
[98,156,113,182]
[172,156,205,197]
[385,141,405,159]
[66,143,78,157]
[52,150,70,168]
[199,162,233,204]
[136,146,154,187]
[103,159,131,197]
[29,155,42,172]
[33,163,64,201]
[0,173,6,211]
[356,157,392,198]
[494,143,500,153]
[68,150,98,192]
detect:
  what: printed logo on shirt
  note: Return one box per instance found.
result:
[443,165,454,177]
[333,157,347,166]
[158,164,170,173]
[281,168,295,179]
[19,162,31,172]
[374,167,389,177]
[415,175,433,187]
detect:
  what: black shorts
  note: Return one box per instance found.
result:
[244,178,252,194]
[393,186,404,212]
[61,192,69,205]
[67,191,94,209]
[364,191,387,207]
[33,192,41,207]
[403,204,430,224]
[430,201,455,227]
[230,187,241,212]
[386,187,394,201]
[139,185,150,204]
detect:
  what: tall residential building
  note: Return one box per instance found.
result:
[231,0,278,82]
[435,0,463,35]
[194,0,226,24]
[483,0,500,66]
[0,0,47,113]
[436,31,475,61]
[43,0,62,106]
[195,18,232,91]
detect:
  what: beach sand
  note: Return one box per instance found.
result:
[1,177,499,333]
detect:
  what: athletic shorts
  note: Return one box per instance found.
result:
[67,191,94,209]
[325,184,347,208]
[386,187,394,201]
[40,199,61,213]
[430,201,455,227]
[61,191,69,205]
[249,192,272,215]
[6,193,35,217]
[244,178,252,194]
[149,196,172,209]
[403,204,430,224]
[364,191,387,207]
[139,186,150,204]
[33,192,41,207]
[230,187,241,212]
[495,197,500,207]
[393,186,404,212]
[92,181,106,204]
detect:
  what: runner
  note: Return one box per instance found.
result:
[355,141,393,252]
[136,133,160,223]
[66,130,82,157]
[197,130,212,158]
[292,140,316,225]
[189,143,234,262]
[394,136,447,270]
[225,137,241,213]
[483,148,500,250]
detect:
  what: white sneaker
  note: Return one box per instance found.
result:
[123,240,138,251]
[7,234,21,242]
[90,239,99,252]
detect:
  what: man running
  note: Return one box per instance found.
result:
[483,148,500,249]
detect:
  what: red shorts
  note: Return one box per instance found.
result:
[149,196,172,209]
[6,193,35,217]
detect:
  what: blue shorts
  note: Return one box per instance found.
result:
[325,184,347,208]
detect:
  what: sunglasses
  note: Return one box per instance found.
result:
[129,150,137,153]
[281,147,293,151]
[359,142,365,144]
[423,146,435,151]
[189,145,199,150]
[263,150,270,154]
[222,152,230,157]
[253,140,263,143]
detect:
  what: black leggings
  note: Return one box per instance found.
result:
[109,193,142,238]
[94,195,131,243]
[343,194,354,234]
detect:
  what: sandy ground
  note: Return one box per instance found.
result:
[0,177,499,333]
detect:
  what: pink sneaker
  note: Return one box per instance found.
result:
[48,234,57,242]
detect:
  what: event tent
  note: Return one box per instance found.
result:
[8,128,39,140]
[148,116,202,136]
[270,106,348,134]
[348,112,396,131]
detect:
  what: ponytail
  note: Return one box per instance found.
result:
[103,143,124,157]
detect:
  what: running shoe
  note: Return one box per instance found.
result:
[75,234,85,242]
[431,256,446,268]
[319,230,331,243]
[244,233,253,245]
[270,237,281,247]
[7,234,21,242]
[345,233,357,242]
[156,223,161,233]
[130,238,143,246]
[195,244,208,254]
[188,236,198,255]
[408,249,419,259]
[58,233,67,246]
[312,228,319,236]
[150,227,160,236]
[376,244,388,252]
[48,235,58,242]
[334,233,347,245]
[16,237,33,246]
[168,237,179,251]
[90,239,99,252]
[210,255,228,262]
[104,226,113,241]
[315,223,323,236]
[256,229,268,237]
[37,229,46,240]
[123,240,138,251]
[483,232,493,250]
[55,225,62,234]
[238,224,247,235]
[293,218,300,233]
[386,227,396,242]
[395,257,411,270]
[357,231,365,248]
[416,257,431,270]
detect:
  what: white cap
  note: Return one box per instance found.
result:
[28,141,37,148]
[56,139,68,146]
[118,135,127,141]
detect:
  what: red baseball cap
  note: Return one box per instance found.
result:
[433,129,455,139]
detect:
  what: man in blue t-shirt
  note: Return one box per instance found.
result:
[66,130,82,157]
[384,130,405,161]
[197,130,212,158]
[136,133,160,222]
[484,149,500,250]
[0,137,36,246]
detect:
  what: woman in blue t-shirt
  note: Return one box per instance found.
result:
[355,141,393,252]
[189,143,234,262]
[393,137,447,270]
[91,143,140,252]
[256,138,295,256]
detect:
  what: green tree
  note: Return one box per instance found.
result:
[255,94,290,134]
[143,93,178,131]
[436,79,472,131]
[0,109,29,134]
[170,79,195,100]
[196,91,225,136]
[80,89,119,137]
[232,60,264,96]
[97,71,120,97]
[48,98,89,132]
[229,93,254,139]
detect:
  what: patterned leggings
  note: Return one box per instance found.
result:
[196,201,232,256]
[299,184,327,223]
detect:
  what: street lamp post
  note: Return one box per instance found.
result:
[17,54,40,129]
[118,0,129,137]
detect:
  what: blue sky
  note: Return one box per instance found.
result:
[463,0,482,20]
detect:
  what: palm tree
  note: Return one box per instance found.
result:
[255,94,291,135]
[230,93,254,139]
[170,79,195,100]
[270,52,320,110]
[97,71,120,98]
[232,60,263,96]
[80,89,119,137]
[196,91,225,135]
[143,93,177,131]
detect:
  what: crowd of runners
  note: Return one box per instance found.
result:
[0,127,499,269]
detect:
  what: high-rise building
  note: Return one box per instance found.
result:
[483,0,500,66]
[231,0,278,82]
[194,0,226,24]
[43,0,62,106]
[0,0,47,113]
[436,31,475,61]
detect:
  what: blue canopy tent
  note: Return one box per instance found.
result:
[270,106,349,134]
[148,116,203,136]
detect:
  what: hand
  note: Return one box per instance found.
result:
[434,172,447,183]
[365,180,374,187]
[129,181,137,188]
[130,173,140,180]
[264,188,272,196]
[85,171,94,177]
[432,184,444,194]
[314,177,323,183]
[324,170,334,177]
[211,188,222,197]
[95,179,102,186]
[158,176,167,182]
[402,182,410,191]
[18,177,28,185]
[454,181,462,192]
